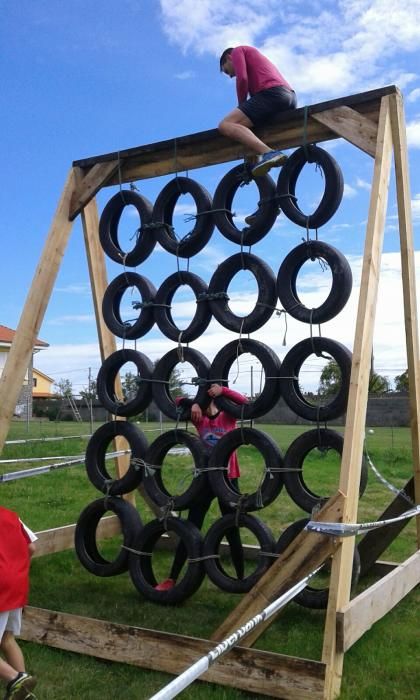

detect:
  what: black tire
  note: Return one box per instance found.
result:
[99,190,155,265]
[283,429,369,512]
[96,349,154,417]
[277,240,353,323]
[276,145,344,228]
[208,428,284,511]
[128,516,205,604]
[143,430,210,511]
[154,271,212,343]
[152,347,211,420]
[213,163,279,245]
[210,339,281,419]
[85,421,148,495]
[102,272,156,340]
[203,513,276,593]
[152,177,214,258]
[208,252,277,333]
[75,496,143,577]
[276,518,361,608]
[279,337,352,421]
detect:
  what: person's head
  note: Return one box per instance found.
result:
[219,47,235,77]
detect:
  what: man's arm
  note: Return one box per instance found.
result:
[208,384,248,405]
[231,47,249,103]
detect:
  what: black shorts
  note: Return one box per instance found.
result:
[239,86,297,126]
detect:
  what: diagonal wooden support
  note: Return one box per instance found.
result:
[69,161,119,220]
[311,106,378,157]
[211,492,344,645]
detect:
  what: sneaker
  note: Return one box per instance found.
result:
[154,578,175,591]
[252,150,288,177]
[244,209,259,226]
[4,673,37,700]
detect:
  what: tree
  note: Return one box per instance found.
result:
[319,360,390,397]
[394,369,409,392]
[153,361,188,399]
[121,372,139,399]
[80,379,97,401]
[54,378,73,397]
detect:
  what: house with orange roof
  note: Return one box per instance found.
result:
[0,325,50,418]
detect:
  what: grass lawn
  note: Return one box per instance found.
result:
[0,419,418,699]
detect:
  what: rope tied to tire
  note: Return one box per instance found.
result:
[196,291,229,302]
[121,545,152,557]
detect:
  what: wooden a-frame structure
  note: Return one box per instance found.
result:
[0,84,419,699]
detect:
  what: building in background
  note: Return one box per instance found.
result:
[32,368,55,399]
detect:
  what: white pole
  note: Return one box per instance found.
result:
[148,568,321,700]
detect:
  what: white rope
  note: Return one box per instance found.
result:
[0,454,86,464]
[0,450,131,483]
[306,504,420,537]
[5,434,92,445]
[148,565,322,700]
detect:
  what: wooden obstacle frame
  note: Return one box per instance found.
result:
[0,84,419,699]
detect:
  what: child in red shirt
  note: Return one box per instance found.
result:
[0,507,38,699]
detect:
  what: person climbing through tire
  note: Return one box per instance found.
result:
[218,45,297,225]
[155,383,248,591]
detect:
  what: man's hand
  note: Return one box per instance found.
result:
[191,403,203,422]
[208,384,223,398]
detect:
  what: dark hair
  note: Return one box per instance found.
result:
[219,47,234,70]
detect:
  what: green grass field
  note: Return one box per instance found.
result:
[0,419,418,699]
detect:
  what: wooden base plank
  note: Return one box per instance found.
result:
[311,106,378,156]
[21,607,326,700]
[33,516,121,558]
[69,161,119,220]
[336,550,420,652]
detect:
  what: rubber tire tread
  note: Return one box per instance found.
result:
[85,421,148,495]
[213,163,279,245]
[203,512,276,593]
[74,496,143,577]
[277,240,352,323]
[283,428,368,512]
[208,252,277,333]
[276,145,344,228]
[208,427,284,511]
[210,339,281,419]
[102,272,156,340]
[96,349,154,417]
[152,347,211,420]
[154,271,212,342]
[152,177,214,258]
[128,516,205,604]
[280,337,352,421]
[99,190,155,265]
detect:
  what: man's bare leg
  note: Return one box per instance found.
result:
[218,108,272,155]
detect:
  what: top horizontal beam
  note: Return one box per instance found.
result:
[72,85,398,185]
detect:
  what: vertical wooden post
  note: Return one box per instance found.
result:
[389,92,420,543]
[322,96,394,699]
[0,169,76,453]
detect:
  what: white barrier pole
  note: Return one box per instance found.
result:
[148,568,321,700]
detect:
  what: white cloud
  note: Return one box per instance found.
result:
[47,314,95,325]
[412,194,420,220]
[356,177,372,192]
[407,87,420,103]
[343,183,357,198]
[174,70,196,80]
[407,118,420,148]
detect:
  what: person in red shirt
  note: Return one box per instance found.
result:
[155,384,248,591]
[0,507,38,699]
[218,46,297,180]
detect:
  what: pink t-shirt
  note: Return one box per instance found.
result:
[191,387,248,479]
[231,46,292,103]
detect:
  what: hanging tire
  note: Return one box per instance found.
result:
[128,516,205,604]
[96,349,154,417]
[277,240,353,323]
[208,428,284,511]
[279,337,352,421]
[85,421,148,495]
[276,145,344,228]
[154,271,212,342]
[209,339,281,419]
[152,347,211,420]
[208,252,277,333]
[213,163,279,245]
[276,518,361,608]
[283,429,369,513]
[203,513,276,593]
[102,272,156,340]
[99,190,155,265]
[152,177,214,258]
[74,496,143,577]
[143,430,210,511]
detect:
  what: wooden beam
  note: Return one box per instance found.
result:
[33,517,121,558]
[336,551,420,652]
[311,106,378,157]
[211,492,344,645]
[389,92,420,544]
[358,478,415,576]
[322,95,394,700]
[21,607,326,700]
[0,169,76,453]
[69,161,119,220]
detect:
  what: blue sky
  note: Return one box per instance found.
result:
[1,0,420,397]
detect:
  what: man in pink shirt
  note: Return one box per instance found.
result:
[218,46,296,179]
